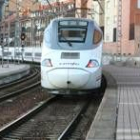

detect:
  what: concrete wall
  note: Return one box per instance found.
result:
[103,40,135,55]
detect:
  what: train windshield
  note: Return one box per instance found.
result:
[58,20,88,43]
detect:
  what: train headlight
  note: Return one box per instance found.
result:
[93,29,102,44]
[42,59,53,67]
[86,60,99,68]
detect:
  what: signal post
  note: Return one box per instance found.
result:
[21,29,26,62]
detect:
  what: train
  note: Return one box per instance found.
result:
[41,17,103,95]
[0,46,41,63]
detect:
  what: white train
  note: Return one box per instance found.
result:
[0,47,41,63]
[42,17,103,94]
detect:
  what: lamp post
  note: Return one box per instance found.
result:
[1,0,10,67]
[0,0,5,21]
[14,0,21,64]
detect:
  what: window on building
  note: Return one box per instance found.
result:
[100,26,104,38]
[129,24,135,40]
[138,0,140,8]
[113,28,117,42]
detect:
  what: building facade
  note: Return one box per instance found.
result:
[0,0,8,21]
[95,0,140,55]
[0,0,76,47]
[1,0,140,55]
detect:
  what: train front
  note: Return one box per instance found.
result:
[41,18,103,94]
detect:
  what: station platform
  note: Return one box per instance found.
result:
[0,63,30,85]
[86,64,140,140]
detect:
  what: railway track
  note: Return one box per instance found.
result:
[0,96,56,139]
[0,68,40,102]
[63,96,101,140]
[0,66,50,131]
[0,94,102,140]
[0,65,105,139]
[0,68,38,89]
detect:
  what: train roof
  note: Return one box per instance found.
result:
[51,17,95,23]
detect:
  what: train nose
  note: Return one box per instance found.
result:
[67,69,90,88]
[47,69,90,89]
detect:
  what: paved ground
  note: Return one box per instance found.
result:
[0,63,30,76]
[0,63,30,85]
[104,65,140,140]
[86,65,140,140]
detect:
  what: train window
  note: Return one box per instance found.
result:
[58,20,88,43]
[58,28,87,43]
[59,20,88,27]
[93,30,102,44]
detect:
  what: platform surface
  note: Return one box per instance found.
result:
[0,63,30,85]
[86,65,140,140]
[0,63,30,77]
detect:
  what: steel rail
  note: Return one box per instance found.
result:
[58,99,91,140]
[0,80,40,103]
[0,68,39,89]
[0,96,56,138]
